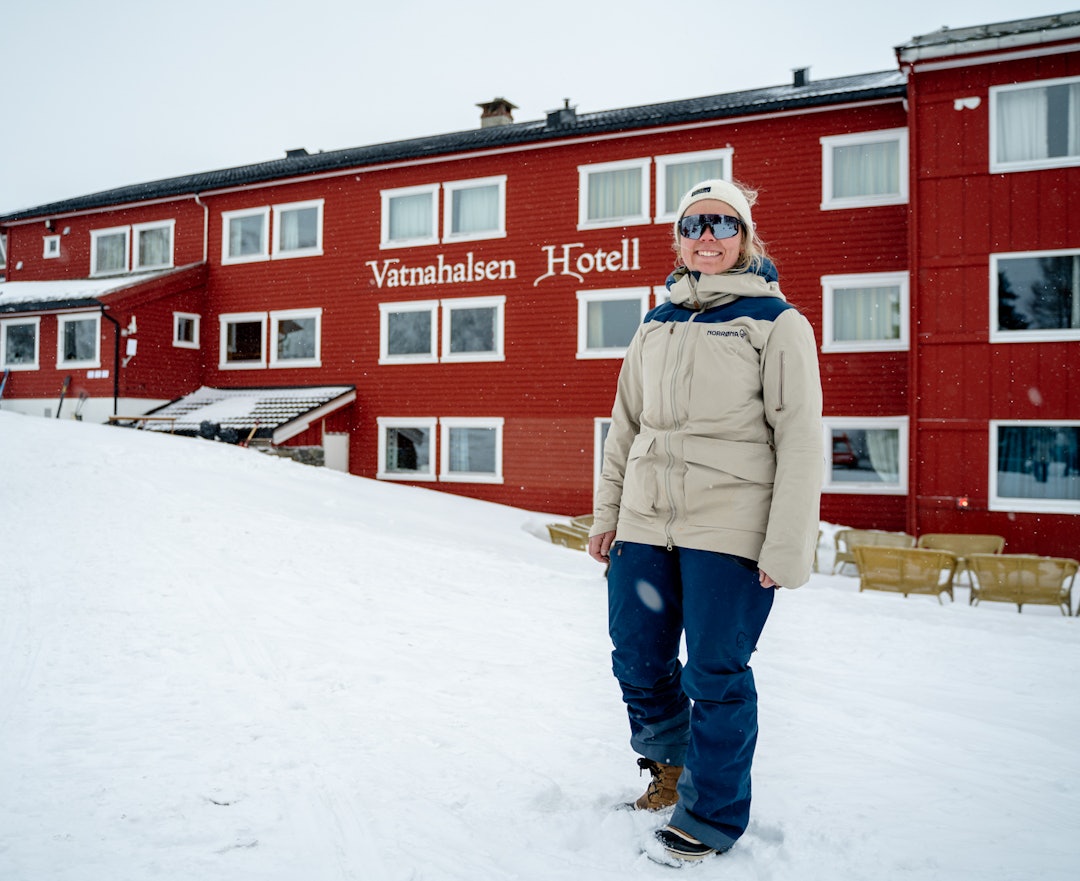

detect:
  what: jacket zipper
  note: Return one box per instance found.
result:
[662,314,694,550]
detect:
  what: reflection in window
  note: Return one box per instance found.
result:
[994,252,1080,337]
[823,419,907,495]
[386,426,431,475]
[226,320,263,363]
[3,320,38,366]
[992,423,1080,512]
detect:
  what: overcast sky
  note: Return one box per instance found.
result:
[2,0,1076,215]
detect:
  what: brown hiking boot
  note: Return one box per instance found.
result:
[632,757,682,811]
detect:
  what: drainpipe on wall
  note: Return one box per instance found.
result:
[194,193,208,263]
[100,306,121,416]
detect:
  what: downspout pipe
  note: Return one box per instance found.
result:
[100,305,121,416]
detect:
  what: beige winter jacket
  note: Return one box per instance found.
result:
[591,269,823,588]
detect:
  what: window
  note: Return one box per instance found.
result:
[441,296,505,362]
[272,200,324,258]
[377,417,436,481]
[821,272,909,352]
[990,421,1080,513]
[57,314,101,368]
[43,235,61,259]
[594,417,612,500]
[991,249,1080,343]
[1,317,40,369]
[90,226,130,276]
[133,220,174,270]
[578,158,651,229]
[270,308,321,367]
[222,208,269,264]
[381,185,439,248]
[379,300,438,364]
[991,76,1080,172]
[219,312,267,369]
[821,129,908,210]
[654,149,733,221]
[0,233,6,272]
[173,312,200,349]
[440,418,504,483]
[822,417,908,494]
[443,176,507,242]
[576,288,650,358]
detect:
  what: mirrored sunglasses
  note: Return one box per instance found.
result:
[678,213,743,240]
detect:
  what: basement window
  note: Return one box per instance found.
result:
[990,421,1080,514]
[2,316,40,369]
[440,418,504,484]
[377,417,436,481]
[822,417,908,495]
[57,313,101,368]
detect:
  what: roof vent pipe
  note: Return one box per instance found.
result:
[545,98,577,130]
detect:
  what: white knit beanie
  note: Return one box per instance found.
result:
[674,179,754,241]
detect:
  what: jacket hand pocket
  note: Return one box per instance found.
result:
[620,434,658,516]
[683,436,775,530]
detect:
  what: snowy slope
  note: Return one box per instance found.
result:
[1,411,1077,880]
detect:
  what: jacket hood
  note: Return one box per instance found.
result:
[666,258,783,309]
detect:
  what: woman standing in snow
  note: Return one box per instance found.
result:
[588,179,822,862]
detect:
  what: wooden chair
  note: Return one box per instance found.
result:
[967,554,1078,615]
[832,529,916,575]
[853,546,958,604]
[546,522,590,551]
[916,533,1005,586]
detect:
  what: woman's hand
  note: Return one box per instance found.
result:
[588,531,616,563]
[759,570,779,589]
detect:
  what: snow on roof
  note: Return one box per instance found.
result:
[139,385,356,444]
[0,272,169,309]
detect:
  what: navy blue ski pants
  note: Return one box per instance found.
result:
[607,540,774,852]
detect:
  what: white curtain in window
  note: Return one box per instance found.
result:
[997,88,1047,163]
[865,429,900,483]
[449,427,494,473]
[833,141,898,198]
[452,185,498,234]
[230,215,264,257]
[280,208,317,251]
[138,228,170,268]
[96,234,126,273]
[389,193,433,240]
[665,160,725,214]
[588,168,641,221]
[1069,82,1080,156]
[833,286,899,341]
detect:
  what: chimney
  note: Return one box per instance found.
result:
[545,98,577,130]
[285,148,309,159]
[792,67,810,87]
[477,97,517,128]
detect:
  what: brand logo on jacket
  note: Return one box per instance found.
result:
[533,238,641,286]
[707,329,748,339]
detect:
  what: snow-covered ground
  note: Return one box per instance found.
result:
[1,411,1077,881]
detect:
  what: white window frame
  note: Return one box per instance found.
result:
[269,307,322,368]
[822,416,909,495]
[378,300,439,364]
[219,311,268,369]
[989,419,1080,514]
[578,158,652,230]
[90,226,130,276]
[440,295,505,363]
[820,128,908,210]
[576,287,651,359]
[990,75,1080,174]
[56,312,101,369]
[172,312,200,349]
[442,175,507,243]
[377,416,437,481]
[1,316,41,370]
[380,184,440,249]
[990,248,1080,343]
[43,235,61,259]
[821,271,909,353]
[654,148,733,222]
[439,417,504,484]
[272,199,324,259]
[0,233,7,271]
[133,219,175,271]
[221,207,270,265]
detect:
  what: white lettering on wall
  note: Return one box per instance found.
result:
[533,238,640,286]
[366,253,517,288]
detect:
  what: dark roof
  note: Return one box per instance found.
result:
[896,11,1080,60]
[0,70,905,223]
